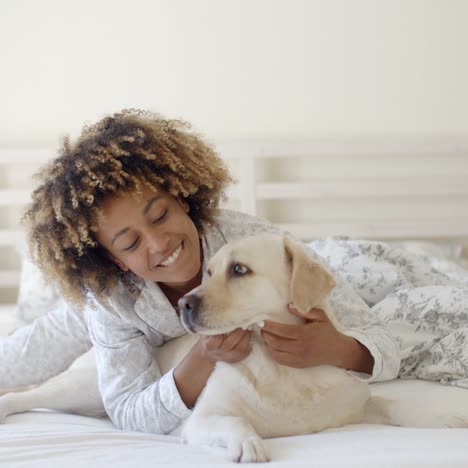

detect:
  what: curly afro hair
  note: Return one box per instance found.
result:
[23,109,233,309]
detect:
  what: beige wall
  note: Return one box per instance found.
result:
[2,0,468,146]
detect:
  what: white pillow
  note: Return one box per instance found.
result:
[15,241,64,329]
[0,305,17,338]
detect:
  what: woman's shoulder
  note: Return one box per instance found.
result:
[88,280,180,339]
[210,209,282,242]
[86,278,142,324]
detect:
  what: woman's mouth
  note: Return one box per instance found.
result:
[159,242,183,267]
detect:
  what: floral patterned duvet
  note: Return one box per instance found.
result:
[309,238,468,388]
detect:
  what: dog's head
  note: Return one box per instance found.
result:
[178,234,336,335]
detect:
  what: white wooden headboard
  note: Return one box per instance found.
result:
[1,137,468,302]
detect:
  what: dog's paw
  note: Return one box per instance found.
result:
[228,435,269,463]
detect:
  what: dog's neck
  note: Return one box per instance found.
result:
[247,306,306,339]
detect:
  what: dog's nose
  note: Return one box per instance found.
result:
[178,294,201,322]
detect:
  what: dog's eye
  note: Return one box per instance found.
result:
[232,263,249,276]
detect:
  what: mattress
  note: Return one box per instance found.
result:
[1,406,468,468]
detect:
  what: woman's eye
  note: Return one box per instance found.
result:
[232,263,249,276]
[124,238,140,251]
[152,210,168,224]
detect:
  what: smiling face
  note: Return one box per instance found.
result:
[95,185,202,295]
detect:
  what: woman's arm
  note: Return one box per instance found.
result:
[88,303,252,434]
[261,271,401,382]
[173,328,251,408]
[0,304,92,390]
[261,306,375,374]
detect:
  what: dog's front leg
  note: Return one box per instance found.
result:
[183,412,269,463]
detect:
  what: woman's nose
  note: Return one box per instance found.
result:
[147,234,170,254]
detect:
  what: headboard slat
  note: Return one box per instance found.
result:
[227,179,468,199]
[0,230,24,247]
[278,220,468,242]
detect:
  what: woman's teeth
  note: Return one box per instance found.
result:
[160,243,183,267]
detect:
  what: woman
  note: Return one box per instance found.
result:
[0,109,399,434]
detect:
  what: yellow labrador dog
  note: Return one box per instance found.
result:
[176,234,372,462]
[176,234,468,463]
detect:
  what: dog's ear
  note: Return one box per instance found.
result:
[283,236,336,314]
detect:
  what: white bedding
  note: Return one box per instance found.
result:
[1,405,468,468]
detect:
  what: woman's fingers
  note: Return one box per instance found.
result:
[201,328,252,363]
[261,329,305,354]
[204,334,225,351]
[262,321,302,339]
[287,305,328,322]
[221,328,251,351]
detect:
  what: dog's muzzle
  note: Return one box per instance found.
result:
[178,294,202,332]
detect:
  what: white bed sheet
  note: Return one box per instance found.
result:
[1,410,468,468]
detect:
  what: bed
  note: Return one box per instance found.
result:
[0,139,468,467]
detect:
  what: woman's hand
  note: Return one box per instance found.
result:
[197,328,252,364]
[174,328,252,408]
[261,305,374,373]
